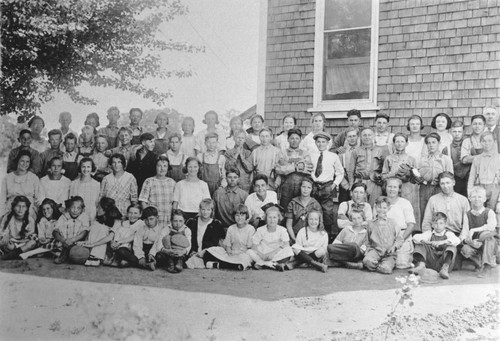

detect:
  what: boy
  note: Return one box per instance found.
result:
[128,108,144,145]
[61,133,80,180]
[195,111,227,154]
[310,132,344,239]
[152,112,172,155]
[224,129,254,192]
[363,197,402,274]
[412,212,461,279]
[373,113,394,148]
[128,133,157,192]
[7,129,42,176]
[213,168,249,227]
[78,125,95,158]
[251,127,281,191]
[91,135,111,182]
[98,106,121,149]
[179,116,198,157]
[331,109,362,154]
[443,120,469,197]
[106,127,140,167]
[166,133,186,182]
[40,157,71,208]
[198,132,227,196]
[40,129,64,176]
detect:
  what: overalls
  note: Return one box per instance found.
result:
[201,154,221,196]
[168,154,186,182]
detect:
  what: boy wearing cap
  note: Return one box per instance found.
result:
[128,132,157,192]
[311,131,344,239]
[373,113,394,148]
[331,109,362,154]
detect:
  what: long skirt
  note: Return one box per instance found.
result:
[205,246,253,269]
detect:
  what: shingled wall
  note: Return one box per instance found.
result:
[263,0,500,137]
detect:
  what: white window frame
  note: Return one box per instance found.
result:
[309,0,380,118]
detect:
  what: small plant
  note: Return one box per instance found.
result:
[384,274,420,340]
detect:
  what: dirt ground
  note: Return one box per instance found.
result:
[0,257,498,340]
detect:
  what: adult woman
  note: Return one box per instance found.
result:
[382,178,417,269]
[172,157,211,222]
[139,156,176,225]
[274,115,296,154]
[0,150,42,219]
[27,115,50,153]
[299,112,331,154]
[70,158,100,222]
[99,153,138,216]
[431,113,453,153]
[244,174,278,228]
[336,182,373,230]
[416,133,453,224]
[285,178,322,242]
[405,115,426,167]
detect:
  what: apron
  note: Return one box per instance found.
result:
[201,154,221,196]
[168,154,186,182]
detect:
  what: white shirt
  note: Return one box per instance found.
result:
[244,191,278,220]
[374,131,394,147]
[299,132,331,155]
[310,150,344,185]
[413,230,460,246]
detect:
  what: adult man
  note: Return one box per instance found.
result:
[331,109,362,154]
[213,168,249,227]
[483,107,500,153]
[338,127,359,202]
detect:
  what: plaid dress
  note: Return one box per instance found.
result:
[139,177,176,224]
[36,217,58,250]
[100,172,138,216]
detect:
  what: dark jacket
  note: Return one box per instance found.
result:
[186,217,226,254]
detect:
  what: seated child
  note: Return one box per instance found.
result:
[166,133,186,182]
[461,186,497,274]
[363,197,403,274]
[36,198,62,252]
[109,203,144,267]
[91,135,111,182]
[0,196,37,260]
[53,196,90,264]
[328,210,368,269]
[152,209,192,273]
[62,133,80,181]
[412,212,460,279]
[204,204,255,270]
[40,157,71,209]
[246,206,294,271]
[198,132,227,196]
[289,210,329,273]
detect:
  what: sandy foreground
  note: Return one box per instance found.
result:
[0,271,498,341]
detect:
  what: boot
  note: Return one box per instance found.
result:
[54,248,69,264]
[1,247,22,260]
[409,261,426,274]
[439,263,450,279]
[166,258,176,273]
[175,258,184,273]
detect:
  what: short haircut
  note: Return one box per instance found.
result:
[28,115,45,128]
[375,196,389,207]
[392,132,408,143]
[301,177,314,187]
[252,173,268,186]
[49,156,63,167]
[346,109,361,118]
[19,129,32,137]
[118,126,133,136]
[156,155,169,165]
[375,112,390,122]
[108,153,127,167]
[432,212,447,223]
[226,167,240,177]
[64,132,77,143]
[65,196,84,209]
[471,114,486,124]
[140,132,155,142]
[199,198,215,218]
[204,110,219,123]
[480,131,494,142]
[95,134,109,144]
[234,204,249,219]
[282,114,297,125]
[85,113,100,127]
[259,127,272,135]
[169,132,182,142]
[127,202,143,214]
[265,206,283,221]
[78,157,96,173]
[171,208,185,221]
[129,108,143,116]
[59,111,71,119]
[350,209,366,221]
[431,113,452,130]
[107,106,120,115]
[81,125,95,135]
[15,149,32,165]
[233,129,247,138]
[468,186,487,201]
[360,127,374,135]
[182,116,195,125]
[437,171,454,182]
[406,115,424,131]
[287,128,302,138]
[154,112,169,125]
[351,182,367,192]
[48,129,62,138]
[424,132,441,144]
[345,126,358,135]
[205,132,219,141]
[142,206,158,219]
[450,120,464,128]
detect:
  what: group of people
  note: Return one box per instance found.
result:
[0,106,498,278]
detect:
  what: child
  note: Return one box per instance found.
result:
[213,168,249,227]
[289,210,329,272]
[198,132,227,196]
[204,204,255,270]
[36,198,61,252]
[53,196,90,264]
[84,112,100,135]
[246,206,294,270]
[195,110,227,154]
[106,127,139,167]
[110,203,144,267]
[337,182,373,230]
[247,114,264,145]
[152,112,172,155]
[179,116,198,157]
[274,115,296,154]
[78,125,95,158]
[62,133,80,180]
[152,209,192,273]
[91,135,111,182]
[363,197,403,274]
[166,133,187,182]
[373,113,394,148]
[224,129,253,192]
[300,113,331,154]
[40,129,64,176]
[412,212,461,279]
[70,158,100,221]
[461,186,497,275]
[98,106,120,149]
[128,108,144,145]
[328,210,368,269]
[40,157,71,209]
[431,113,453,153]
[127,132,157,192]
[226,116,243,151]
[462,114,486,164]
[7,129,42,176]
[58,112,78,141]
[0,196,37,260]
[251,127,281,191]
[442,120,469,197]
[120,206,165,270]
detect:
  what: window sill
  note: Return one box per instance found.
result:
[307,102,379,119]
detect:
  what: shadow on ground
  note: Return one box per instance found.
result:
[0,257,497,301]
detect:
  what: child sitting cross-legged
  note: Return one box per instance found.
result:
[412,212,461,279]
[328,210,368,270]
[363,196,403,274]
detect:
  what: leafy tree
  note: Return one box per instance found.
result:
[1,0,204,121]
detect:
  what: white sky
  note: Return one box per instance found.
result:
[38,0,260,133]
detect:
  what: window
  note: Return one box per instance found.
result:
[311,0,379,116]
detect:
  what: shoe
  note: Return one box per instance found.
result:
[54,250,68,264]
[344,261,364,270]
[275,263,285,272]
[284,262,295,270]
[329,261,343,267]
[166,259,176,273]
[237,264,245,271]
[174,259,184,272]
[206,261,219,269]
[439,264,450,279]
[253,263,262,270]
[84,259,101,267]
[119,260,129,268]
[147,261,156,271]
[311,260,328,273]
[409,262,426,274]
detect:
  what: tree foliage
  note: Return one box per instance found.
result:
[1,0,204,121]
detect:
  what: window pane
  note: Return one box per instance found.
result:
[325,0,372,30]
[322,28,370,100]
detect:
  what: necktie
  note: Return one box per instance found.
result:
[315,152,323,178]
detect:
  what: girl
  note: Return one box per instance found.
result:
[431,113,453,153]
[166,133,187,182]
[204,204,255,270]
[152,112,171,155]
[300,113,331,154]
[289,210,329,272]
[77,125,95,158]
[246,206,294,270]
[27,115,50,153]
[185,199,226,269]
[405,115,426,167]
[139,156,176,225]
[224,129,253,192]
[245,174,278,228]
[251,127,280,191]
[110,203,144,267]
[70,158,100,222]
[91,134,111,182]
[36,198,62,252]
[84,112,100,135]
[274,115,296,154]
[0,196,37,260]
[74,197,123,266]
[461,114,486,164]
[179,116,197,157]
[247,114,265,145]
[285,178,322,242]
[172,157,211,221]
[100,153,138,216]
[40,157,71,208]
[337,182,373,230]
[226,116,244,151]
